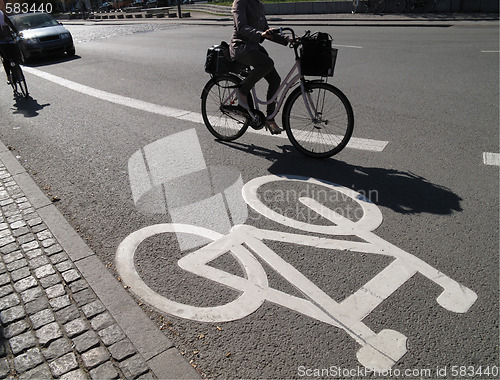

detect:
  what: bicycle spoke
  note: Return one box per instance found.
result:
[201,76,249,141]
[284,82,354,158]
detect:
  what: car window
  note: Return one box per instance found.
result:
[11,13,59,31]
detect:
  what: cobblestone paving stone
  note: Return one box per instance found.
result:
[0,163,156,379]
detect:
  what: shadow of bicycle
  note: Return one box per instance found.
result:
[272,158,461,216]
[11,95,50,118]
[218,140,461,216]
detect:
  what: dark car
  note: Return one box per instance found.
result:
[10,12,75,63]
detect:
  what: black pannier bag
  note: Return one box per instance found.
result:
[204,41,246,74]
[300,32,337,77]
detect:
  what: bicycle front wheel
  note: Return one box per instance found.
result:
[283,82,354,158]
[13,65,28,98]
[201,74,249,141]
[9,72,17,95]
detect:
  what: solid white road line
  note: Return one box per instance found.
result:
[334,44,363,49]
[483,152,500,166]
[23,66,388,152]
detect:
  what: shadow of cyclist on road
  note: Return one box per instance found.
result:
[211,138,461,216]
[11,95,50,118]
[268,157,462,216]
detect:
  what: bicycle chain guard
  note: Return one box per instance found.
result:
[248,109,266,130]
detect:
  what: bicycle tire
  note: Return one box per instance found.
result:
[282,82,354,158]
[201,74,249,142]
[9,72,17,95]
[389,0,406,12]
[13,64,28,98]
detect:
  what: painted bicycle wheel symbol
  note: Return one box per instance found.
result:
[116,174,477,371]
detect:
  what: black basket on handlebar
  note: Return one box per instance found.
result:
[204,41,247,75]
[300,32,337,77]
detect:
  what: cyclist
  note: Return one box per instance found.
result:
[0,7,19,85]
[230,0,283,134]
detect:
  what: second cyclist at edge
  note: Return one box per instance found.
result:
[0,6,19,85]
[230,0,284,135]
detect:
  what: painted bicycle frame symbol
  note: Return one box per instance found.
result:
[116,174,477,371]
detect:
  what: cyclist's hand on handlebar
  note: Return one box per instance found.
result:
[262,28,277,40]
[263,28,292,46]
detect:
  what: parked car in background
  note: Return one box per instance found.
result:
[9,12,75,63]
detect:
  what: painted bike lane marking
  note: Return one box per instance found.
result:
[22,66,388,152]
[117,162,478,371]
[483,152,500,166]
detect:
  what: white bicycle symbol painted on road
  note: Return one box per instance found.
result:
[116,174,477,371]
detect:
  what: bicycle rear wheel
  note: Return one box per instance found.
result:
[201,74,249,141]
[282,82,354,158]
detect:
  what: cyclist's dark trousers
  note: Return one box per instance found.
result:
[236,46,281,116]
[0,43,19,79]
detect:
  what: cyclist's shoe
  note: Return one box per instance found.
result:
[236,89,250,110]
[265,119,283,135]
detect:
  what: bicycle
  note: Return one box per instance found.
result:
[201,28,354,159]
[352,0,386,14]
[8,60,28,98]
[0,36,28,98]
[116,174,478,371]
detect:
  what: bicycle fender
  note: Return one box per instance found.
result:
[200,73,242,99]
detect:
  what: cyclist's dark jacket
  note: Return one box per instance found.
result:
[230,0,268,60]
[0,10,17,42]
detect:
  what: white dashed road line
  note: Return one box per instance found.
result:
[483,152,500,166]
[23,66,388,152]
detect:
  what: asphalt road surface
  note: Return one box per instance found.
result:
[0,19,498,379]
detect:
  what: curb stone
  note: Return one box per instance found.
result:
[0,140,200,379]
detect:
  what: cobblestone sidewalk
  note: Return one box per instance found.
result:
[0,161,155,379]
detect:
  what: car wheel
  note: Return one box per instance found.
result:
[66,47,76,57]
